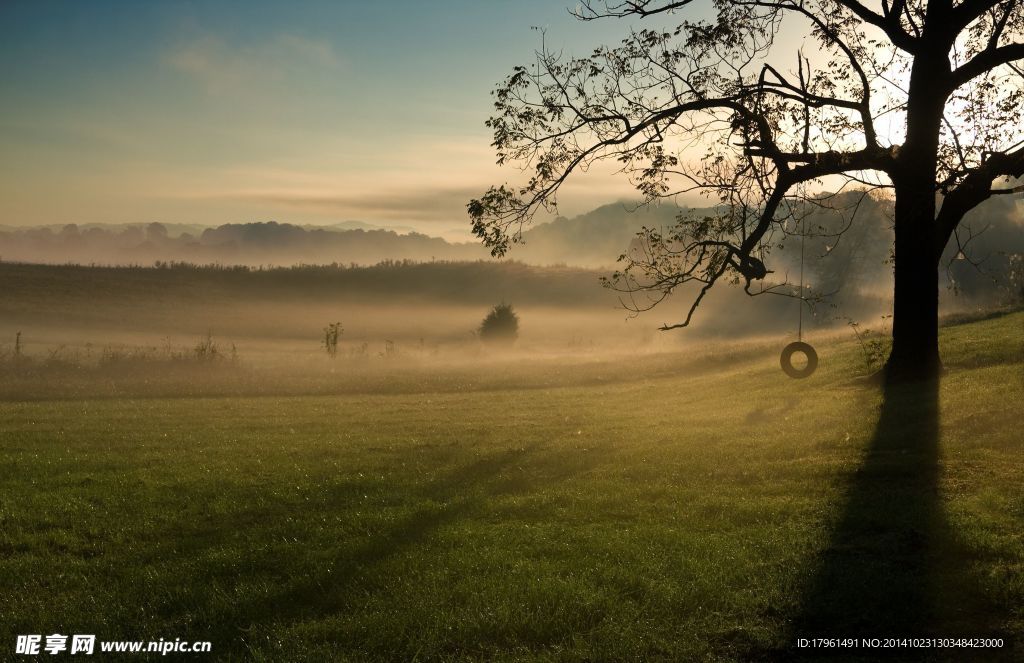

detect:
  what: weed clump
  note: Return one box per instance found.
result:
[193,332,220,362]
[323,322,343,359]
[845,317,892,374]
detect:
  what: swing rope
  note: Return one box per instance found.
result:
[780,214,818,379]
[798,215,805,342]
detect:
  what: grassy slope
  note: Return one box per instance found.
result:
[0,313,1021,661]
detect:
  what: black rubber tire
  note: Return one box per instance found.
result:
[780,341,818,379]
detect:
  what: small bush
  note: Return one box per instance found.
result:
[478,303,519,347]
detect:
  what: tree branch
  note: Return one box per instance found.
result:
[572,1,695,20]
[833,0,918,52]
[935,147,1024,259]
[949,0,1008,36]
[949,42,1024,92]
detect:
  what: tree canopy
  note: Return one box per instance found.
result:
[469,0,1024,379]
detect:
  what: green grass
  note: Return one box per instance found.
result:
[0,312,1021,661]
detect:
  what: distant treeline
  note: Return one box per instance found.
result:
[0,221,489,267]
[0,259,619,308]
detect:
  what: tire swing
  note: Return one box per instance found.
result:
[780,340,818,379]
[780,217,818,379]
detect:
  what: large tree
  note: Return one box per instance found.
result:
[469,0,1024,382]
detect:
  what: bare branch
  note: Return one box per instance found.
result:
[572,1,695,20]
[949,43,1024,92]
[833,0,918,52]
[935,147,1024,258]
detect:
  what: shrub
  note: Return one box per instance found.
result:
[479,303,519,346]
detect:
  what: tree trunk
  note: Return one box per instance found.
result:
[885,187,942,383]
[884,36,948,385]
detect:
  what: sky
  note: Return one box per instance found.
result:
[0,0,658,239]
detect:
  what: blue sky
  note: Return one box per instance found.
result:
[0,0,648,236]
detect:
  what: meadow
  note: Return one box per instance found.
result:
[0,262,1021,660]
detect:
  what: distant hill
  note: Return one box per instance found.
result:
[0,221,487,267]
[515,202,691,267]
[0,205,685,268]
[0,205,688,269]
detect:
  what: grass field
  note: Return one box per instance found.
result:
[1,309,1021,661]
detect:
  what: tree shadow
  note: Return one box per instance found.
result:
[206,442,609,657]
[224,449,533,625]
[786,378,1008,658]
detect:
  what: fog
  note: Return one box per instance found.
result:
[0,293,817,404]
[0,257,888,350]
[0,254,853,402]
[1,191,1019,398]
[2,195,1020,309]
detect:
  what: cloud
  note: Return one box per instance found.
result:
[165,32,345,95]
[204,158,645,228]
[231,186,484,223]
[274,34,342,69]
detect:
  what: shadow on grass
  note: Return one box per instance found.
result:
[208,444,607,658]
[785,378,1009,659]
[223,450,528,620]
